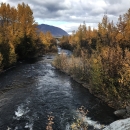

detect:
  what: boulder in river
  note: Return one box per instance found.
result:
[126,106,130,117]
[114,109,126,117]
[114,106,130,118]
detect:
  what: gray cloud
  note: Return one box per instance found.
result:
[105,0,122,4]
[2,0,130,33]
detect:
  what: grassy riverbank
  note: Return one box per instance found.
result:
[53,9,130,116]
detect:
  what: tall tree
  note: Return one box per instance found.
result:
[15,2,38,59]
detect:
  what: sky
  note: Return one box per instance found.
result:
[1,0,130,34]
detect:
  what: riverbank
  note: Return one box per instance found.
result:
[52,54,130,119]
[70,76,130,118]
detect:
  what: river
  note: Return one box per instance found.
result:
[0,54,118,130]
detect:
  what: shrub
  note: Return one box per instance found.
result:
[89,52,104,93]
[53,45,130,108]
[53,53,68,71]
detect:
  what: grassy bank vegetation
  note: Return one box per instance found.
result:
[53,9,130,109]
[0,2,57,72]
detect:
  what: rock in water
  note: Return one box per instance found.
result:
[114,106,130,118]
[125,106,130,118]
[114,109,126,117]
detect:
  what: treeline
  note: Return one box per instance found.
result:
[54,9,130,109]
[0,2,56,71]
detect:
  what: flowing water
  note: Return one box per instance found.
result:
[0,54,118,130]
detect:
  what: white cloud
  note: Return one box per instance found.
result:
[1,0,130,33]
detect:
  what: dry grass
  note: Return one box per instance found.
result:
[53,53,90,81]
[46,113,54,130]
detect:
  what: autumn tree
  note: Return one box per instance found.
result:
[15,2,38,59]
[64,9,130,107]
[0,3,16,68]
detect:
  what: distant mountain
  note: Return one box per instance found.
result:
[37,24,68,37]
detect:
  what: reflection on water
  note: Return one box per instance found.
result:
[58,46,72,56]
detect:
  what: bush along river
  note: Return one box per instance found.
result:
[0,54,119,130]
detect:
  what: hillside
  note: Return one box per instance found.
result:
[37,24,68,37]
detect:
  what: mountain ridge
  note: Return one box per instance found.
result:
[37,24,68,37]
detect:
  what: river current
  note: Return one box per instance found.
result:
[0,54,118,130]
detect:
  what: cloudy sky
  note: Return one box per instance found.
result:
[1,0,130,34]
